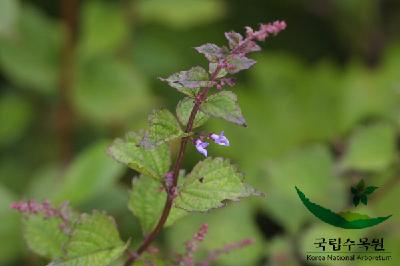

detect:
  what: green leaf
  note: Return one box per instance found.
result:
[364,186,378,195]
[176,97,209,128]
[260,145,347,233]
[360,194,368,205]
[0,4,60,94]
[54,141,124,205]
[0,94,33,148]
[352,196,360,206]
[166,203,265,266]
[160,66,211,97]
[50,211,126,266]
[337,211,370,221]
[79,1,128,58]
[142,109,187,148]
[128,175,187,234]
[202,91,247,126]
[0,0,19,37]
[341,123,396,172]
[356,179,365,190]
[350,186,357,194]
[176,157,262,212]
[0,185,23,264]
[136,0,225,29]
[108,132,170,180]
[73,58,151,124]
[24,216,68,260]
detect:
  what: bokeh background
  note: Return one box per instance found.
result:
[1,0,400,265]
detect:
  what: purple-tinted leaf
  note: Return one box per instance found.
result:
[159,66,213,97]
[239,40,261,54]
[226,54,256,74]
[225,31,243,49]
[195,43,228,63]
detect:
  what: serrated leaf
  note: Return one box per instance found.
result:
[108,131,170,180]
[364,186,378,195]
[195,43,227,63]
[202,91,246,126]
[129,175,187,234]
[141,109,188,148]
[176,157,262,212]
[176,97,209,128]
[160,66,212,97]
[24,216,68,260]
[350,186,357,194]
[226,54,256,74]
[50,211,126,266]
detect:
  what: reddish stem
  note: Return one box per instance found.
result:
[124,66,222,266]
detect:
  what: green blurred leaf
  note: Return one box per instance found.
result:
[79,1,128,58]
[0,5,60,93]
[341,123,396,172]
[108,131,170,181]
[0,0,19,37]
[142,109,187,148]
[128,175,187,234]
[0,185,23,264]
[54,141,124,205]
[73,58,151,124]
[176,97,209,128]
[202,91,247,126]
[50,211,126,266]
[176,157,261,212]
[136,0,225,29]
[24,216,68,260]
[166,203,265,266]
[0,93,33,148]
[260,145,347,233]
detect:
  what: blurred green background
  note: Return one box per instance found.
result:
[1,0,399,265]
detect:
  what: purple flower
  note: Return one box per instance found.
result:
[195,139,209,157]
[210,131,230,146]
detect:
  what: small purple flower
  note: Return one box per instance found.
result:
[195,139,209,157]
[210,131,230,146]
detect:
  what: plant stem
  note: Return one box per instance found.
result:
[124,66,221,266]
[58,0,79,166]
